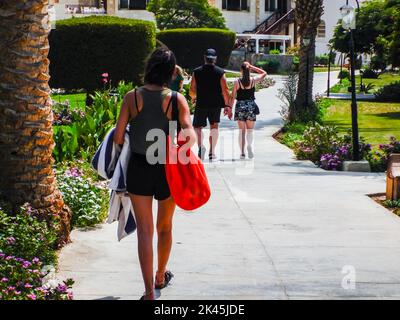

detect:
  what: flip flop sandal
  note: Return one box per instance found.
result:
[139,291,154,300]
[155,271,174,290]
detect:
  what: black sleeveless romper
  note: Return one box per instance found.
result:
[126,87,172,200]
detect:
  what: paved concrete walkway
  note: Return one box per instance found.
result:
[58,72,400,300]
[323,92,376,101]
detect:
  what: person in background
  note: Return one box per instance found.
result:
[189,48,232,161]
[114,48,196,300]
[229,62,267,159]
[169,65,185,92]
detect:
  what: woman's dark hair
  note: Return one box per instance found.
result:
[144,48,176,86]
[240,63,251,87]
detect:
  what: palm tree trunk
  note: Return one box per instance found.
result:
[293,35,317,119]
[292,0,324,122]
[0,0,71,245]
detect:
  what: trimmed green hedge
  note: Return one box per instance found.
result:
[49,16,156,91]
[256,60,281,74]
[157,28,236,70]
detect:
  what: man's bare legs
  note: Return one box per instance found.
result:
[209,123,219,159]
[195,124,219,160]
[195,127,206,159]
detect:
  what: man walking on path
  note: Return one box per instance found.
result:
[190,48,232,161]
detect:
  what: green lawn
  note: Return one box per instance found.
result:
[330,72,400,94]
[225,71,241,78]
[51,93,86,110]
[324,99,400,147]
[314,66,341,73]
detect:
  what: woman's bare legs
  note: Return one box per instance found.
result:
[129,194,154,300]
[155,197,176,285]
[237,121,246,156]
[246,120,255,158]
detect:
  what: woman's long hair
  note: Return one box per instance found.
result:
[240,63,251,87]
[144,48,176,86]
[176,65,184,77]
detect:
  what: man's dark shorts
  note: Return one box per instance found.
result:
[193,107,222,128]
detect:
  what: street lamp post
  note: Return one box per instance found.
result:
[340,0,360,161]
[327,47,333,97]
[303,36,311,107]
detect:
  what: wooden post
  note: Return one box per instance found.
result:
[386,154,400,201]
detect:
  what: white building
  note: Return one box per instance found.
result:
[50,0,365,56]
[316,0,366,56]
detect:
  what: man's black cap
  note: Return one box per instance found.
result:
[205,48,217,59]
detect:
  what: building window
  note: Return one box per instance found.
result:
[222,0,249,11]
[119,0,149,10]
[317,20,326,38]
[265,0,276,11]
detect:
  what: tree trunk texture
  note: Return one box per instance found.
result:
[293,0,324,122]
[0,0,71,245]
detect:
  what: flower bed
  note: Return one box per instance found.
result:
[0,203,74,300]
[280,123,378,171]
[52,81,134,162]
[56,165,109,228]
[0,254,73,300]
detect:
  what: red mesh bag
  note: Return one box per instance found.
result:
[165,137,211,211]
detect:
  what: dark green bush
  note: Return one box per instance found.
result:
[361,68,380,79]
[370,55,387,71]
[375,81,400,102]
[315,54,329,66]
[338,69,350,80]
[269,49,281,55]
[292,56,300,72]
[315,53,336,66]
[49,16,156,91]
[256,60,281,74]
[157,28,236,69]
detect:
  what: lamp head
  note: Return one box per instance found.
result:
[302,37,311,47]
[340,3,356,30]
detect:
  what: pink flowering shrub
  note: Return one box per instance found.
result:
[320,145,350,171]
[0,202,74,300]
[292,124,373,171]
[293,123,341,163]
[320,133,372,171]
[367,136,400,172]
[0,254,73,300]
[0,204,58,265]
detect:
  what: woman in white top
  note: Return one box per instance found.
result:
[229,62,267,159]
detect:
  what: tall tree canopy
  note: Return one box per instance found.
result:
[386,0,400,67]
[331,0,400,68]
[147,0,226,30]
